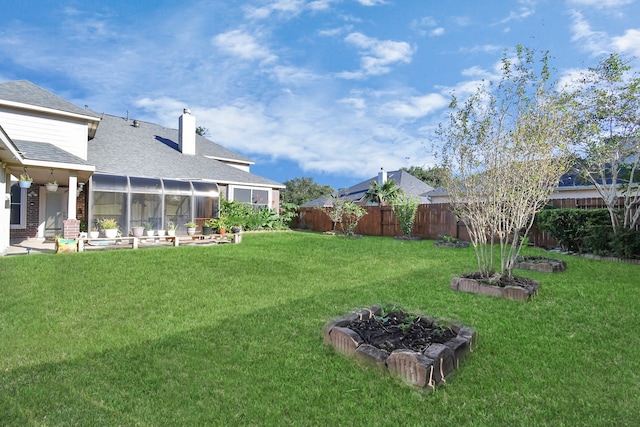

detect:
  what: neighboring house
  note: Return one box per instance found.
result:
[426,170,609,205]
[302,168,433,207]
[0,80,284,255]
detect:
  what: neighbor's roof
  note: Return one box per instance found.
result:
[0,80,101,119]
[302,169,433,207]
[89,114,283,188]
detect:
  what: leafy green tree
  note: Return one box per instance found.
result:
[364,179,403,206]
[571,53,640,231]
[391,195,420,237]
[318,192,367,235]
[439,45,577,279]
[401,166,448,188]
[281,177,334,205]
[195,126,210,137]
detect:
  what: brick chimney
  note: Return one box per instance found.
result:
[179,108,196,155]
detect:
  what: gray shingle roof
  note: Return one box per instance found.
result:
[89,114,282,187]
[13,140,92,165]
[0,80,101,118]
[302,170,433,207]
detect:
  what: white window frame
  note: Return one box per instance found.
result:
[10,184,27,229]
[228,185,272,209]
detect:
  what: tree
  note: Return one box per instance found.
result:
[571,53,640,231]
[401,165,448,188]
[439,45,576,279]
[318,192,367,235]
[281,177,334,206]
[391,195,420,237]
[364,179,403,206]
[196,126,211,137]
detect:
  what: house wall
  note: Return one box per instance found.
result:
[0,109,89,160]
[1,170,9,254]
[10,185,40,240]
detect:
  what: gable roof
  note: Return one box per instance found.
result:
[0,80,101,119]
[89,114,283,188]
[302,169,433,207]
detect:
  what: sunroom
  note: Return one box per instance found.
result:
[88,174,220,235]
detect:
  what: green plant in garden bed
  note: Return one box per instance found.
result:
[1,232,639,425]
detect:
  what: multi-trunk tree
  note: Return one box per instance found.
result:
[439,45,577,278]
[570,53,640,232]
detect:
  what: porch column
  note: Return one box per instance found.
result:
[0,168,9,255]
[68,173,78,220]
[63,173,80,239]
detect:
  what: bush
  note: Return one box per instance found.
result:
[391,195,419,237]
[536,208,610,252]
[583,225,613,255]
[610,228,640,259]
[220,200,298,231]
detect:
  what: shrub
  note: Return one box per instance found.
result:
[583,225,613,255]
[536,208,610,252]
[391,195,419,237]
[220,200,298,231]
[610,228,640,259]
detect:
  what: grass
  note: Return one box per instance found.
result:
[1,231,639,426]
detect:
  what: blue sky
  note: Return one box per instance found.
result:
[2,0,639,189]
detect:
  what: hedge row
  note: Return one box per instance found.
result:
[536,208,640,258]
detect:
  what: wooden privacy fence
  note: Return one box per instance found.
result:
[296,197,618,249]
[296,205,470,242]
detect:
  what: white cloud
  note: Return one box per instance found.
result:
[557,67,587,92]
[244,0,306,19]
[430,28,445,37]
[212,30,278,63]
[270,65,321,85]
[567,0,633,8]
[309,0,339,11]
[244,0,339,19]
[612,29,640,57]
[339,32,414,78]
[318,27,347,37]
[381,93,449,119]
[569,10,611,56]
[497,2,535,25]
[356,0,388,5]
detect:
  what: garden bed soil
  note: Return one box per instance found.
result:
[324,306,476,389]
[450,272,539,301]
[514,256,566,273]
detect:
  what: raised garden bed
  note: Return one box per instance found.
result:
[514,256,566,273]
[324,305,476,389]
[450,273,539,301]
[434,240,470,248]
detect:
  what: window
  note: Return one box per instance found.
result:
[193,181,220,219]
[92,191,128,231]
[164,180,193,233]
[130,177,162,228]
[230,186,270,210]
[9,183,26,228]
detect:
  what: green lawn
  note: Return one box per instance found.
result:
[1,232,639,426]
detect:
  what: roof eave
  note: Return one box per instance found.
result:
[0,100,102,123]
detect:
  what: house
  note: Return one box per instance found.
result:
[426,170,607,206]
[302,168,433,207]
[0,80,284,255]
